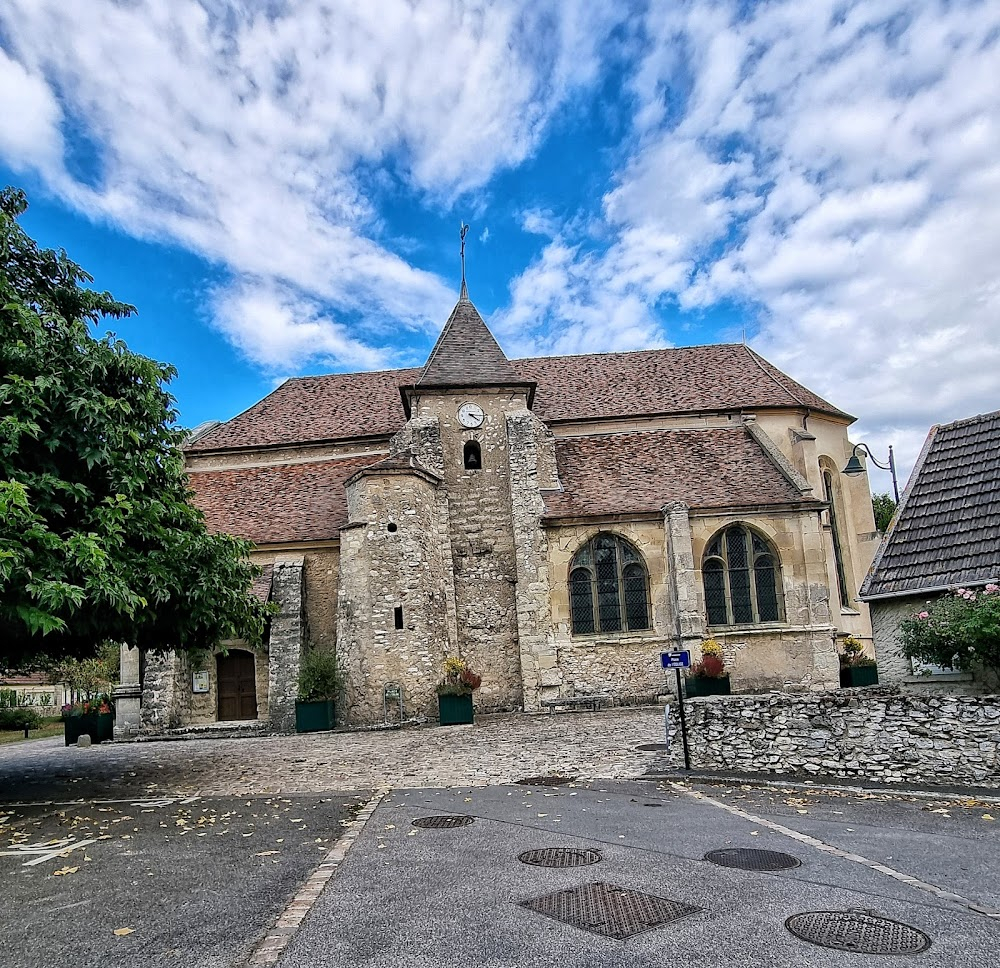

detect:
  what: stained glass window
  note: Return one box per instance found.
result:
[569,534,651,635]
[702,525,783,626]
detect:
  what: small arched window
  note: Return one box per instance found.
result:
[703,525,782,626]
[463,440,482,470]
[569,533,651,635]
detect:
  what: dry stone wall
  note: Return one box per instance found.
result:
[672,688,1000,786]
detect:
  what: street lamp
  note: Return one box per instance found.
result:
[842,442,899,502]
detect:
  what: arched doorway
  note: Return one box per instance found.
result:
[216,651,258,721]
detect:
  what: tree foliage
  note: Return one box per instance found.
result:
[872,492,897,532]
[0,187,272,669]
[898,585,1000,675]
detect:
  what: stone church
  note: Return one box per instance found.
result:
[123,282,881,734]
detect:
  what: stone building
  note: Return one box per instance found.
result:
[129,285,882,732]
[861,409,1000,695]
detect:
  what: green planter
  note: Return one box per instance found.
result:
[64,712,114,745]
[840,665,879,688]
[685,675,731,698]
[438,693,474,726]
[295,699,335,733]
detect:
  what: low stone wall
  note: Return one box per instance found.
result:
[674,688,1000,787]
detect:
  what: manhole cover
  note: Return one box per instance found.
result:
[520,881,702,940]
[410,815,474,829]
[516,775,576,787]
[704,848,801,871]
[518,847,602,868]
[785,910,931,954]
[636,743,668,752]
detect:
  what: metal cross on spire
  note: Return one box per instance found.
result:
[459,221,469,299]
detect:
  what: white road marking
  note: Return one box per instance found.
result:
[0,838,97,867]
[672,783,1000,921]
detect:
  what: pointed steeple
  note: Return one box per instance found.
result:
[416,290,524,389]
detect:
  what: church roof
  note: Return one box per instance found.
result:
[543,427,815,519]
[415,294,527,390]
[188,455,376,543]
[860,410,1000,599]
[187,343,849,453]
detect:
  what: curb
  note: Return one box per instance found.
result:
[245,786,389,966]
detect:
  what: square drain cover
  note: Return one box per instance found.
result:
[520,881,702,940]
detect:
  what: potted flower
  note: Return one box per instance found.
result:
[62,696,114,745]
[295,649,341,733]
[838,635,878,687]
[685,640,731,698]
[436,656,482,726]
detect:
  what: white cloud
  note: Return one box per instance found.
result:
[0,49,63,169]
[0,0,615,368]
[211,277,389,371]
[479,227,490,244]
[500,0,1000,489]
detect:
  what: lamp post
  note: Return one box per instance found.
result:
[842,442,899,503]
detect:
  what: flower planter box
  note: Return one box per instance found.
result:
[64,712,114,746]
[840,665,879,688]
[438,693,474,726]
[295,699,335,733]
[685,675,731,698]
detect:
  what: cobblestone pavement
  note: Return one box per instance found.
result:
[0,707,666,802]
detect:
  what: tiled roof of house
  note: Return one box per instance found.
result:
[544,427,815,519]
[187,343,848,453]
[416,295,527,389]
[188,455,376,544]
[251,564,273,604]
[860,410,1000,598]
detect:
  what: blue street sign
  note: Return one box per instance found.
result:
[660,650,691,670]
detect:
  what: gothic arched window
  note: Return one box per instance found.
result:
[463,440,482,470]
[702,525,783,626]
[569,533,651,635]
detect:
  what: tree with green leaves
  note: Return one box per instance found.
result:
[0,187,271,670]
[872,492,897,532]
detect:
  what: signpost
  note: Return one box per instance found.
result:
[660,650,691,770]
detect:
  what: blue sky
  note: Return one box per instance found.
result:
[3,1,1000,496]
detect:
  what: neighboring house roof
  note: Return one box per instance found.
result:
[251,564,274,604]
[416,295,528,390]
[860,409,1000,599]
[187,343,849,454]
[543,427,816,520]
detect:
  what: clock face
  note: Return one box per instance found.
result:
[458,403,485,428]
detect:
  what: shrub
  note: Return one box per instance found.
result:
[0,708,43,731]
[839,635,876,668]
[297,649,342,701]
[436,656,482,696]
[899,585,1000,675]
[690,640,727,678]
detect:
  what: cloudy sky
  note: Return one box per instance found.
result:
[2,0,999,495]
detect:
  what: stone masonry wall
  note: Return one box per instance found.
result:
[671,688,1000,786]
[337,468,458,725]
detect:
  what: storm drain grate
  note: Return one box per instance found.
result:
[410,815,474,829]
[704,847,801,871]
[636,743,669,752]
[785,910,931,954]
[518,847,602,869]
[520,881,702,940]
[516,775,576,787]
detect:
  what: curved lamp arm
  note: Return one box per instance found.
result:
[842,442,899,502]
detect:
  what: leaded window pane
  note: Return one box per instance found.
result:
[569,533,650,635]
[703,525,783,627]
[623,563,649,631]
[704,559,728,625]
[570,568,595,634]
[755,555,779,621]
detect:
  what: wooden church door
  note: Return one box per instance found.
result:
[217,651,258,721]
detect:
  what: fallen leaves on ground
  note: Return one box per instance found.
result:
[113,928,134,937]
[53,866,79,876]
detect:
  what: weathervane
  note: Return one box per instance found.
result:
[460,221,469,297]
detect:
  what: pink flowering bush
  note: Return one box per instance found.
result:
[899,585,1000,675]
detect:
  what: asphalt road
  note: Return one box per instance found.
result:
[1,792,364,968]
[277,779,1000,968]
